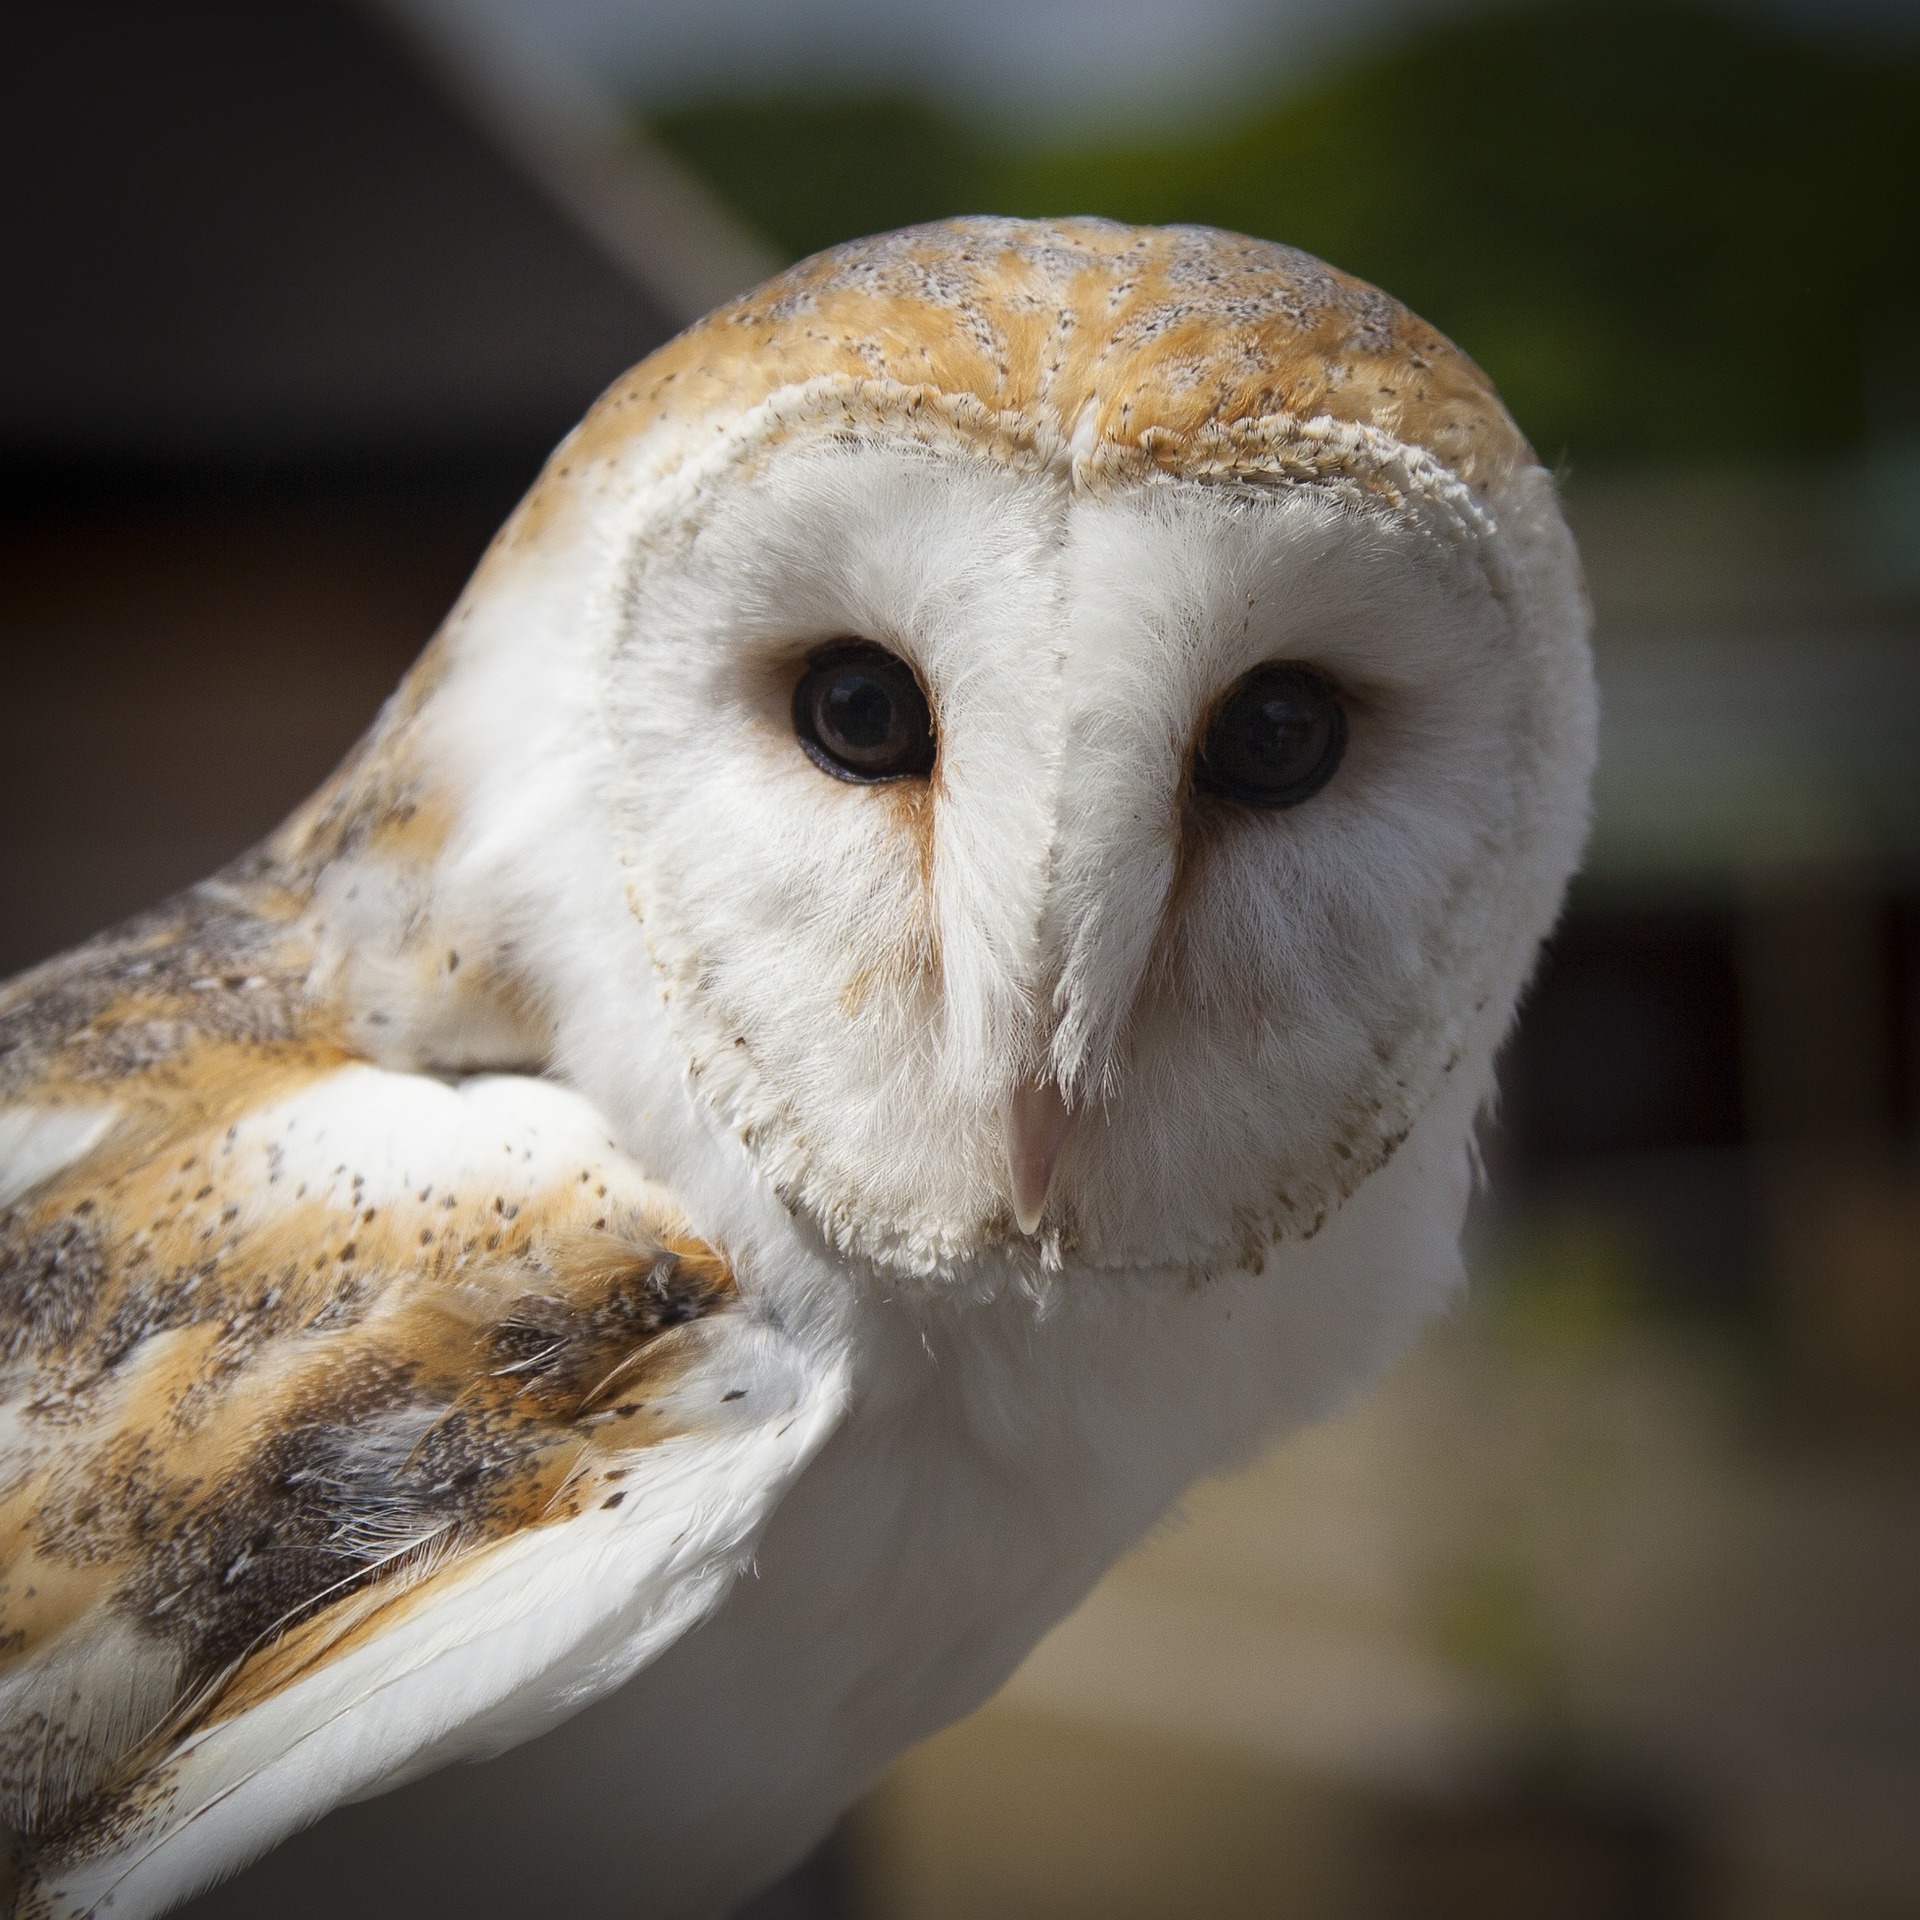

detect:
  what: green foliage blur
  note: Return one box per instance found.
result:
[650,0,1920,469]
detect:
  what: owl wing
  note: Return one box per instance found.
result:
[0,979,845,1920]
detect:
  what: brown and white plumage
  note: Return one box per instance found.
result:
[0,885,839,1916]
[0,218,1593,1917]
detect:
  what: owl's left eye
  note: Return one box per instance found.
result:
[793,642,936,784]
[1193,663,1346,809]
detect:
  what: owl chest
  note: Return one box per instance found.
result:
[648,1297,1221,1809]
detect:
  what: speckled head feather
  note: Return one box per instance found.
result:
[500,217,1530,546]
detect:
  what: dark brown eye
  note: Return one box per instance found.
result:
[793,641,936,784]
[1194,664,1346,809]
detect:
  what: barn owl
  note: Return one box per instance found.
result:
[0,218,1592,1919]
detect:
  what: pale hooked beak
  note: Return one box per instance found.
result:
[1005,1076,1075,1236]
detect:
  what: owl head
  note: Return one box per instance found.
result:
[304,219,1594,1285]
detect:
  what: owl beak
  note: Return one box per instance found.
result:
[1005,1076,1074,1236]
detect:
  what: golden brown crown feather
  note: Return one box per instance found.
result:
[545,217,1530,508]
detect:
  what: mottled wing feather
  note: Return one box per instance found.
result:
[0,886,846,1919]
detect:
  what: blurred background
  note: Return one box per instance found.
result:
[3,0,1919,1914]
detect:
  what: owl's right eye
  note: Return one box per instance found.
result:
[793,642,936,784]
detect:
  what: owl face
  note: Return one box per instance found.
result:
[601,451,1583,1278]
[430,222,1592,1281]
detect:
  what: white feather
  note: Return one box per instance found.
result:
[0,1107,118,1210]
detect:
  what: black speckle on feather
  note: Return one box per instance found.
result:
[0,879,310,1101]
[123,1361,552,1678]
[483,1245,726,1411]
[0,1214,107,1362]
[118,1239,730,1686]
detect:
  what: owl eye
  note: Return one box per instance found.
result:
[1193,664,1346,809]
[793,642,937,784]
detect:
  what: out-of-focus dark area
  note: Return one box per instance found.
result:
[4,0,1919,1915]
[0,0,755,977]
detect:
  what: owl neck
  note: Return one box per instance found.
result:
[247,629,560,1077]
